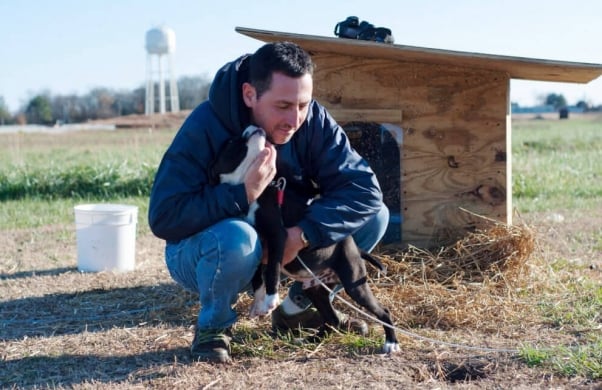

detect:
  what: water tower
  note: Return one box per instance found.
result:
[145,26,179,115]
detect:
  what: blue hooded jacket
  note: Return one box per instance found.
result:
[148,54,383,248]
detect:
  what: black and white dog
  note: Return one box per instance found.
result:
[210,125,399,353]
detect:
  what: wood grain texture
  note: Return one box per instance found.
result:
[311,54,509,247]
[328,108,402,123]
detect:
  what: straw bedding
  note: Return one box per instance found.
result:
[357,215,536,333]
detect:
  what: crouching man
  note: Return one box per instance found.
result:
[148,41,388,363]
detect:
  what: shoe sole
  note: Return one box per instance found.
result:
[191,350,231,364]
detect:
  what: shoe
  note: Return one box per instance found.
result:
[190,328,232,363]
[336,311,369,336]
[271,306,368,336]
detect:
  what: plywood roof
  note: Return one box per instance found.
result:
[236,27,602,84]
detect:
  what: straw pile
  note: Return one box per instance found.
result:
[359,215,536,332]
[378,219,535,285]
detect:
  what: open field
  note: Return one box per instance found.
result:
[1,116,601,389]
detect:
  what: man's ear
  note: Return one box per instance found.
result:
[242,82,256,108]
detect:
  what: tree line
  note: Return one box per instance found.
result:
[0,75,212,126]
[2,83,602,126]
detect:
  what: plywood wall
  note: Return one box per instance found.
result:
[311,53,510,248]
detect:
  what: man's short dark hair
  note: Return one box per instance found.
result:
[249,41,315,98]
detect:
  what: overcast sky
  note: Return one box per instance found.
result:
[2,0,602,113]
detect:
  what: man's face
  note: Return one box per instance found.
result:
[243,72,313,145]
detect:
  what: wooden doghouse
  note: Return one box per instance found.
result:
[237,27,602,248]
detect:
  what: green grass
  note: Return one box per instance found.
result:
[2,119,600,212]
[0,196,151,231]
[0,128,174,230]
[512,117,602,212]
[521,282,601,380]
[538,282,601,329]
[518,227,602,380]
[0,162,156,201]
[0,129,173,202]
[520,342,602,380]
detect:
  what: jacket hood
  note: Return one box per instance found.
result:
[208,54,251,136]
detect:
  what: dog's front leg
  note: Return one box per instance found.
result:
[249,286,268,318]
[253,191,287,316]
[248,256,282,317]
[249,265,268,318]
[250,279,279,316]
[259,230,284,315]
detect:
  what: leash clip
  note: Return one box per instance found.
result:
[275,177,286,206]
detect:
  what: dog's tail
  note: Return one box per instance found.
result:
[361,251,386,273]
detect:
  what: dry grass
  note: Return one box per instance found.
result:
[369,212,535,333]
[2,117,601,388]
[1,209,601,388]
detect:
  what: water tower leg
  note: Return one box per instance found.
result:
[159,54,166,114]
[145,54,154,115]
[168,53,179,113]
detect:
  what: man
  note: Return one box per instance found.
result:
[148,41,389,363]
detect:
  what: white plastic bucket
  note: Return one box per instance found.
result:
[74,204,138,272]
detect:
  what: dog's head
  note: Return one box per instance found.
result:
[210,125,266,185]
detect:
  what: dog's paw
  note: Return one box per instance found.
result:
[249,287,266,318]
[383,341,401,354]
[263,293,280,314]
[252,293,280,316]
[249,300,262,318]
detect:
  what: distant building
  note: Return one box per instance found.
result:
[511,103,585,114]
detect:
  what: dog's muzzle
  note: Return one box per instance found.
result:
[243,125,266,140]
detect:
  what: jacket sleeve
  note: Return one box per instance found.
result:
[297,104,384,247]
[148,105,249,241]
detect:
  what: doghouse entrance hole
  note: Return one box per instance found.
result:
[343,121,402,243]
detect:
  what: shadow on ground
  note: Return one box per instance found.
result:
[1,280,197,340]
[2,347,193,387]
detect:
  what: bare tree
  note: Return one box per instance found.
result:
[0,96,13,125]
[13,73,212,124]
[177,75,211,110]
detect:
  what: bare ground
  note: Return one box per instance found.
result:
[1,207,601,389]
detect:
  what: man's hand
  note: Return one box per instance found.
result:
[282,226,307,266]
[260,226,306,266]
[244,142,277,204]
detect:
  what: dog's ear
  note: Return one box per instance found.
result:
[209,137,246,185]
[208,162,219,185]
[209,139,232,185]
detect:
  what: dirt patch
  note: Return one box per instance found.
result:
[89,111,191,130]
[1,209,601,388]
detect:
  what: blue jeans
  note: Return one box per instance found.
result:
[165,205,390,330]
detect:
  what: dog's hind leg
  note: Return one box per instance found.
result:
[333,255,400,354]
[341,277,399,353]
[303,284,340,336]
